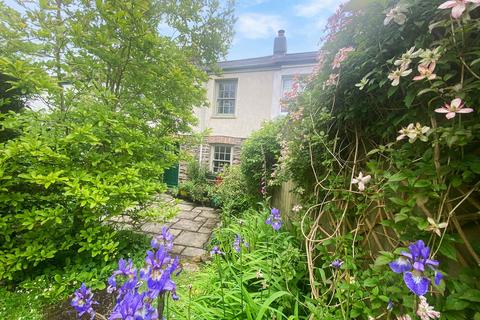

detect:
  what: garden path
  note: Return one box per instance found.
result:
[113,194,219,262]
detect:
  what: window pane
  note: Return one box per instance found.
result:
[216,80,237,115]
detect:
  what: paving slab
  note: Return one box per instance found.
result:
[174,231,210,247]
[182,247,207,257]
[171,219,204,232]
[199,211,218,219]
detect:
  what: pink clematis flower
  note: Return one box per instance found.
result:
[352,172,371,191]
[388,67,412,86]
[384,5,408,25]
[438,0,480,19]
[325,73,339,87]
[413,63,436,81]
[434,98,474,119]
[417,296,441,320]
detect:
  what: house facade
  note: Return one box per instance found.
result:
[180,30,317,180]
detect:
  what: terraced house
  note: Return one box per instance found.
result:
[176,30,318,182]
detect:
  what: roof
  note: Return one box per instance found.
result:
[216,51,318,72]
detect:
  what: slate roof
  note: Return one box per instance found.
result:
[217,51,318,72]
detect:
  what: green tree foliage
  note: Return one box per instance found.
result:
[0,0,234,282]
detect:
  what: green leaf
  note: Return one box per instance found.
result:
[388,172,408,182]
[460,289,480,302]
[404,90,415,108]
[255,291,290,320]
[394,212,408,222]
[445,295,470,311]
[439,241,457,261]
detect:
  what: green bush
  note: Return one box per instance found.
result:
[240,118,284,197]
[211,165,255,214]
[178,160,214,205]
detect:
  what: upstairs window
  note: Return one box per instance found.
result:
[281,75,306,113]
[215,79,237,115]
[211,145,232,173]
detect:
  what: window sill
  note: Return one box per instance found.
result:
[211,115,236,119]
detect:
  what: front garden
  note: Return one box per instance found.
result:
[1,0,480,319]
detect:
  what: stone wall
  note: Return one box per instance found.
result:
[179,135,245,182]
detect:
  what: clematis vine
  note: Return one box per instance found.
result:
[332,47,355,69]
[325,73,339,87]
[395,47,423,69]
[397,123,430,143]
[426,217,448,237]
[355,77,369,90]
[384,5,408,25]
[292,204,302,213]
[419,47,442,69]
[266,207,282,231]
[413,63,436,81]
[434,98,474,119]
[417,296,441,320]
[389,240,442,296]
[438,0,480,19]
[388,67,412,86]
[351,172,371,191]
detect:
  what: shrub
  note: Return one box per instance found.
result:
[211,165,255,214]
[240,118,284,197]
[178,160,214,205]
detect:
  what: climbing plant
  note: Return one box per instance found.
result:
[275,0,480,318]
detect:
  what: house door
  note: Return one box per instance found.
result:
[163,163,179,188]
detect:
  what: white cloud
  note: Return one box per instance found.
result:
[236,13,283,39]
[294,0,346,18]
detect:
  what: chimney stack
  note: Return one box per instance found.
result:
[273,29,287,55]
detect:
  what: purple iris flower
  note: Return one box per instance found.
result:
[109,292,148,320]
[210,246,224,256]
[72,227,180,320]
[234,234,241,252]
[151,227,174,251]
[71,283,97,320]
[266,208,282,231]
[389,240,442,296]
[330,259,343,269]
[434,271,443,286]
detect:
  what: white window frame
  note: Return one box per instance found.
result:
[210,145,233,173]
[214,79,237,116]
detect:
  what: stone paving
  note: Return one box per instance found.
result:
[112,195,220,261]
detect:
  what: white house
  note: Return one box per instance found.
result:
[179,30,317,180]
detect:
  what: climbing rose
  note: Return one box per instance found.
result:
[352,172,371,191]
[413,63,436,81]
[388,67,412,86]
[438,0,480,19]
[434,98,474,119]
[417,296,441,320]
[384,5,408,25]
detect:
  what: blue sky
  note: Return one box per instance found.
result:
[227,0,342,60]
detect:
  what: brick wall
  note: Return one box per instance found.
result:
[179,135,245,181]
